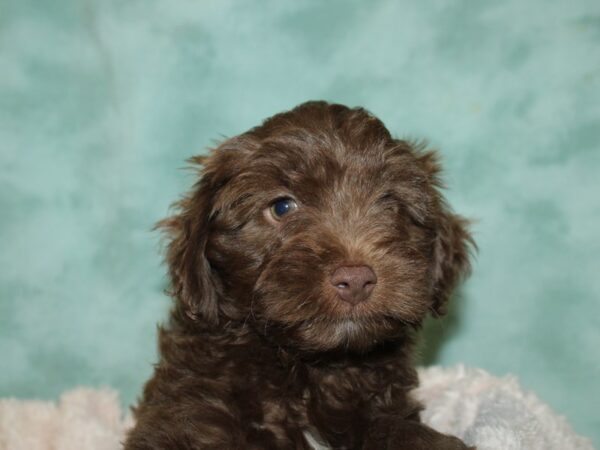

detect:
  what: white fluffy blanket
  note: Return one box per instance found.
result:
[0,366,593,450]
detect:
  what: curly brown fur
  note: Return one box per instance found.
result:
[124,101,475,450]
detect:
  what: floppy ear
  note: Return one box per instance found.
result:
[158,136,258,324]
[430,208,473,315]
[157,159,221,325]
[416,150,475,316]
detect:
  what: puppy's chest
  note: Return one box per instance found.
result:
[252,368,379,438]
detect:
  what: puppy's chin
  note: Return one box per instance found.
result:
[278,316,407,353]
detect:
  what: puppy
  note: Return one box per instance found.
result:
[125,101,475,449]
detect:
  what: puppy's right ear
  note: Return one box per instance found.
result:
[158,135,258,323]
[157,159,221,324]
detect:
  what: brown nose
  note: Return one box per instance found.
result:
[330,265,377,305]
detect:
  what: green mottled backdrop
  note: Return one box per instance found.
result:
[1,0,599,445]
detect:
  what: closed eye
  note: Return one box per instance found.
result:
[377,193,427,228]
[377,192,399,213]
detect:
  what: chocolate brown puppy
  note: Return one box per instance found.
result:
[125,101,475,450]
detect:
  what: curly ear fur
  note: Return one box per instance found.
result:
[157,172,220,324]
[157,136,258,324]
[431,209,473,315]
[415,148,475,316]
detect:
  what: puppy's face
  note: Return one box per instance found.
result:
[163,102,472,352]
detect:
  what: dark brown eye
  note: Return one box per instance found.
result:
[269,197,298,220]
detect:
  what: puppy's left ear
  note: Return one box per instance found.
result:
[431,208,473,315]
[417,150,475,316]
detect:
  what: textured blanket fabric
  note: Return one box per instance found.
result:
[0,366,592,450]
[413,367,594,450]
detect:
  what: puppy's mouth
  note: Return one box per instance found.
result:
[286,312,405,352]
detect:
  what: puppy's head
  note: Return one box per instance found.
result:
[161,101,473,352]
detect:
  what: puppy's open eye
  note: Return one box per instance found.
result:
[269,197,298,220]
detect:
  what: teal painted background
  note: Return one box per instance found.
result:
[1,0,599,445]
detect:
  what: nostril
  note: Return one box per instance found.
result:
[336,282,350,289]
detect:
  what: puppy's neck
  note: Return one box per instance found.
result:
[167,305,417,373]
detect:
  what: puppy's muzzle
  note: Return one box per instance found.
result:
[330,265,377,305]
